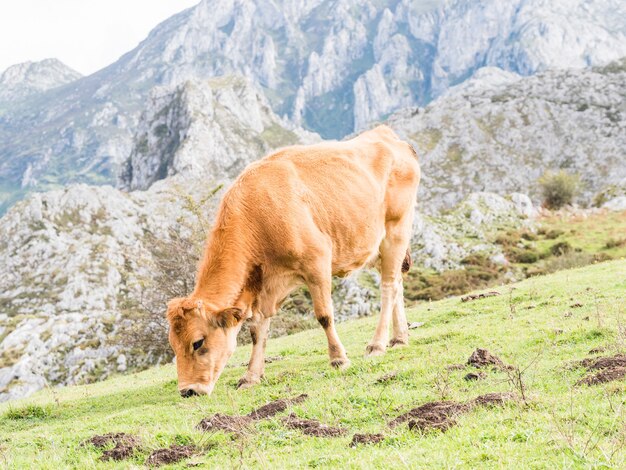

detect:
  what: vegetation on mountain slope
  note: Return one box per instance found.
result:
[1,260,625,468]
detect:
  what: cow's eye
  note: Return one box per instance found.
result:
[192,339,204,351]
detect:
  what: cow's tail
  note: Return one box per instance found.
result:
[401,248,412,273]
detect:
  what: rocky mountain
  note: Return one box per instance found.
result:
[0,59,81,103]
[0,179,201,402]
[389,59,626,212]
[1,0,625,214]
[120,76,318,191]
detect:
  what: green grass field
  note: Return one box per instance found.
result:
[1,259,625,468]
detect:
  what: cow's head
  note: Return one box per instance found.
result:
[166,297,244,397]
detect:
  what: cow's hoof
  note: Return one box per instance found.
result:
[389,337,408,348]
[365,343,386,357]
[237,375,261,389]
[330,357,351,370]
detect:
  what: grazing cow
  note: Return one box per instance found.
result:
[166,125,420,397]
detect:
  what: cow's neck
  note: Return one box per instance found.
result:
[192,223,254,310]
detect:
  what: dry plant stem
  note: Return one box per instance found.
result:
[508,287,517,319]
[617,307,626,353]
[503,350,543,405]
[593,291,603,328]
[433,369,452,401]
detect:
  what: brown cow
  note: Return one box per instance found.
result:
[166,125,420,397]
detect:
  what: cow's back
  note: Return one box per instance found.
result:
[223,126,419,274]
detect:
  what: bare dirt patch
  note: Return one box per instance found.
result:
[84,432,139,449]
[577,367,626,386]
[350,433,384,446]
[578,354,626,370]
[248,393,308,419]
[472,392,517,406]
[83,433,141,462]
[467,348,509,370]
[446,349,509,373]
[464,371,486,381]
[264,356,284,363]
[401,401,470,432]
[283,413,347,437]
[575,355,626,386]
[197,413,251,433]
[145,445,195,467]
[197,394,308,433]
[461,291,500,302]
[101,445,136,462]
[390,392,516,432]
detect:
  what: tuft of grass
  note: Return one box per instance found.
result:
[4,404,51,420]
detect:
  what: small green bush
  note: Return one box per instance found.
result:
[550,241,572,257]
[538,170,582,209]
[494,230,521,246]
[543,229,564,240]
[520,231,538,241]
[508,247,540,263]
[605,238,626,249]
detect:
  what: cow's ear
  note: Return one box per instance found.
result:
[166,297,198,322]
[210,307,244,328]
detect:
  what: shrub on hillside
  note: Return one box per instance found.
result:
[118,187,216,364]
[404,254,504,301]
[538,170,582,209]
[541,251,612,274]
[550,241,573,256]
[605,238,626,249]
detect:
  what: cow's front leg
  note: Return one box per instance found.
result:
[237,315,271,389]
[307,273,350,370]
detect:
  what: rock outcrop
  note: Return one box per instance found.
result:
[120,77,318,191]
[389,60,626,212]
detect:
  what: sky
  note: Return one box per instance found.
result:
[0,0,200,76]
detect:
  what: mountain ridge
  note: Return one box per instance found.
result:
[0,58,82,103]
[1,0,625,214]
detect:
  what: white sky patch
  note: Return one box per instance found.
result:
[0,0,200,76]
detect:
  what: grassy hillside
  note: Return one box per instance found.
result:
[1,260,625,468]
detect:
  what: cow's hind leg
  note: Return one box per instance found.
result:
[305,262,350,369]
[366,226,411,356]
[237,315,271,389]
[389,276,409,347]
